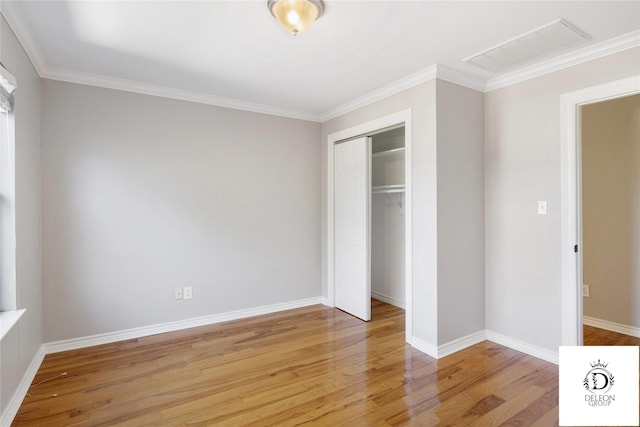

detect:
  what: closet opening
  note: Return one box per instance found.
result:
[332,126,405,322]
[327,109,412,342]
[371,127,406,312]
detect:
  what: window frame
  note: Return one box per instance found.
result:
[0,64,23,341]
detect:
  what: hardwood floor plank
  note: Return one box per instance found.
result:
[583,325,640,346]
[498,384,559,427]
[465,394,507,417]
[474,385,547,427]
[14,300,563,426]
[529,405,560,427]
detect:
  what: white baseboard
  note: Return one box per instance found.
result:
[410,336,438,359]
[371,291,405,309]
[43,297,324,354]
[410,330,487,360]
[583,316,640,338]
[438,330,487,358]
[486,330,559,365]
[1,345,46,427]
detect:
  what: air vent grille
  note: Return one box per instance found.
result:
[463,19,589,73]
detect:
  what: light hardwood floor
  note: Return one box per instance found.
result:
[583,325,640,346]
[15,300,560,426]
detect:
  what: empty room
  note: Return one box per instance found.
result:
[1,1,639,425]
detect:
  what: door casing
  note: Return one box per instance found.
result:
[560,76,640,346]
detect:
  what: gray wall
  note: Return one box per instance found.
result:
[0,15,43,416]
[436,80,485,343]
[485,47,640,352]
[41,80,321,342]
[582,94,640,328]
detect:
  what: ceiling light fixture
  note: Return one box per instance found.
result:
[268,0,324,36]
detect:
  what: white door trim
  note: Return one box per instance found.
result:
[327,109,413,342]
[560,75,640,346]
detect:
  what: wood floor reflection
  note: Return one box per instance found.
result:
[14,300,559,426]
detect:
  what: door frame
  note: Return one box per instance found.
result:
[560,75,640,346]
[327,109,413,342]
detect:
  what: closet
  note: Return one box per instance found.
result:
[371,127,405,309]
[333,126,406,321]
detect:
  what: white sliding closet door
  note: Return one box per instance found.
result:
[334,136,371,321]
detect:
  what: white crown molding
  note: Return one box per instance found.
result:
[0,1,49,76]
[43,297,323,354]
[321,65,438,122]
[485,29,640,92]
[320,31,640,116]
[435,64,486,93]
[41,66,322,122]
[4,0,638,122]
[1,1,320,123]
[46,60,488,125]
[321,64,486,122]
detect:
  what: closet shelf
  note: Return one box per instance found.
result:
[372,147,405,157]
[372,184,405,194]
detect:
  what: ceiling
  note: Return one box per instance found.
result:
[2,1,639,121]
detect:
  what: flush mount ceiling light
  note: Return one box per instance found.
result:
[268,0,324,36]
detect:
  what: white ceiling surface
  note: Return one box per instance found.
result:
[3,1,640,121]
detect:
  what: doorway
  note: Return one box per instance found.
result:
[581,94,640,345]
[560,76,640,346]
[327,109,413,342]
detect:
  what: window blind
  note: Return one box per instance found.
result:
[0,64,16,113]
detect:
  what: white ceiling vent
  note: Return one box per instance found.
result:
[463,19,590,74]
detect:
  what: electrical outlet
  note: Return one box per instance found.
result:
[582,284,590,297]
[174,287,183,300]
[183,286,193,300]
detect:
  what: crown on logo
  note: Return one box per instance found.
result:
[590,359,608,369]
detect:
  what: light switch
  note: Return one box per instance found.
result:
[538,201,547,215]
